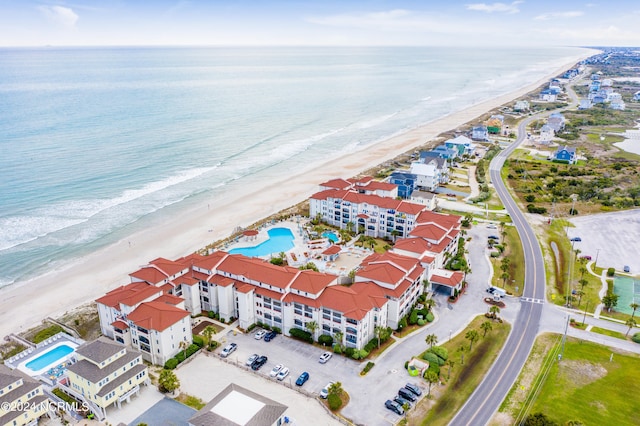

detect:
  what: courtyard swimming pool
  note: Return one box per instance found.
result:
[229,228,295,257]
[25,344,75,373]
[322,231,340,243]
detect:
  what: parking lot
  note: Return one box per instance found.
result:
[568,209,640,274]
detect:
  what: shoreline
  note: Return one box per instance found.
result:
[0,49,597,339]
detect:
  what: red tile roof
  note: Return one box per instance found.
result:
[289,270,336,294]
[111,320,129,330]
[175,275,199,287]
[310,189,424,217]
[318,282,387,320]
[361,181,397,191]
[236,283,254,294]
[129,266,167,285]
[216,254,297,289]
[207,274,236,287]
[96,282,162,309]
[154,294,184,306]
[127,301,190,332]
[430,270,464,287]
[321,245,341,255]
[319,178,352,190]
[409,223,448,242]
[193,251,229,271]
[393,238,431,254]
[254,287,285,301]
[415,210,461,228]
[283,292,321,308]
[348,176,374,186]
[149,257,187,277]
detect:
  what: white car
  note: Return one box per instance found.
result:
[276,367,289,381]
[254,330,267,340]
[220,343,237,358]
[246,353,259,366]
[319,381,335,399]
[269,363,284,377]
[318,351,332,364]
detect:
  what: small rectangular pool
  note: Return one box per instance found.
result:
[25,344,75,372]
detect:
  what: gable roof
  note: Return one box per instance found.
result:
[127,301,189,332]
[289,270,337,295]
[319,178,352,190]
[96,282,162,309]
[318,283,387,321]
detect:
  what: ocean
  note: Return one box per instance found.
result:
[0,46,588,288]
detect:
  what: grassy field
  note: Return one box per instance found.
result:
[590,326,627,340]
[489,225,525,296]
[406,315,511,426]
[499,334,640,425]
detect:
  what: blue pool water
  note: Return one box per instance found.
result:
[25,344,74,372]
[322,231,340,243]
[229,228,295,257]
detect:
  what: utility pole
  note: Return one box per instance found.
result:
[559,314,570,361]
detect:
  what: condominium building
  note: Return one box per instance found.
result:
[0,365,51,426]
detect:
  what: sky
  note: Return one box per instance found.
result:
[1,0,639,47]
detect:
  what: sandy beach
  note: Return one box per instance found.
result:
[0,51,596,339]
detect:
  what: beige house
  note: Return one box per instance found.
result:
[66,338,149,421]
[0,365,52,426]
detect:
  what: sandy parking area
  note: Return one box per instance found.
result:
[568,209,640,274]
[175,354,342,425]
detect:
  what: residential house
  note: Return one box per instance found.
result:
[389,172,417,198]
[539,89,557,102]
[431,145,458,160]
[421,155,450,184]
[578,99,592,110]
[634,91,640,101]
[471,125,489,141]
[589,80,601,92]
[445,135,476,157]
[409,191,437,211]
[553,146,577,164]
[539,124,554,145]
[514,100,530,111]
[409,162,439,192]
[546,113,565,133]
[66,338,149,421]
[189,383,288,426]
[309,189,426,240]
[610,99,626,110]
[0,365,52,426]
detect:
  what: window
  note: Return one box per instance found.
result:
[295,319,302,327]
[265,313,272,320]
[346,318,358,325]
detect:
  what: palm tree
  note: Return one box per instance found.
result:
[328,381,343,397]
[424,370,439,397]
[446,359,455,380]
[501,271,510,288]
[424,298,436,312]
[334,330,344,349]
[158,369,180,394]
[465,329,480,351]
[425,333,438,349]
[630,302,639,320]
[346,221,355,234]
[480,321,493,337]
[489,305,501,320]
[305,321,318,340]
[179,340,189,361]
[575,289,585,307]
[457,346,465,365]
[390,229,401,242]
[579,265,587,279]
[202,325,216,350]
[625,318,637,337]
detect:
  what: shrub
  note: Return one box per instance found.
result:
[192,335,204,348]
[607,267,615,277]
[328,393,342,411]
[425,363,440,376]
[422,352,440,365]
[426,312,434,322]
[272,327,281,334]
[429,346,448,362]
[409,310,419,325]
[524,194,536,202]
[417,319,426,326]
[632,333,640,344]
[289,328,313,343]
[351,349,369,360]
[397,316,408,330]
[318,334,334,347]
[208,311,214,319]
[345,347,355,358]
[246,323,257,332]
[164,358,179,370]
[363,361,375,374]
[333,344,342,354]
[404,360,409,370]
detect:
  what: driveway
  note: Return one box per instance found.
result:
[128,397,195,426]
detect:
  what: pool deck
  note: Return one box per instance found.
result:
[222,219,374,276]
[5,332,84,377]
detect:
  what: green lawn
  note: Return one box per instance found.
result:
[590,326,627,340]
[407,315,511,426]
[503,335,640,425]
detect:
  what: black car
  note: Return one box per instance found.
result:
[404,383,422,396]
[394,395,411,408]
[264,331,277,342]
[570,237,581,242]
[398,387,417,402]
[251,355,268,371]
[385,399,404,415]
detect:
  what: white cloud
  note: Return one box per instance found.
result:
[466,1,523,14]
[38,5,79,28]
[534,11,584,21]
[307,9,415,30]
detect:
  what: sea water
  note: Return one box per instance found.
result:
[0,46,589,287]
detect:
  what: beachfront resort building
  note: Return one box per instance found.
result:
[319,176,398,198]
[0,365,52,426]
[96,279,193,365]
[189,383,288,426]
[309,189,426,240]
[66,338,149,421]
